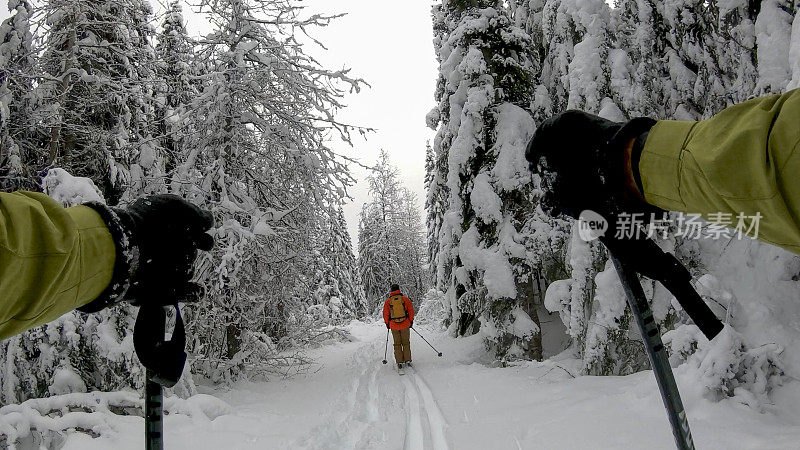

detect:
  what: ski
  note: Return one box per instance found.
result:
[397,363,406,375]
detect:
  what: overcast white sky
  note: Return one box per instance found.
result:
[292,0,438,248]
[1,0,438,248]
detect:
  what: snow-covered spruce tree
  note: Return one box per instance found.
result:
[614,0,734,119]
[1,1,165,403]
[175,0,363,382]
[424,140,449,293]
[155,1,197,185]
[512,0,556,124]
[428,0,543,361]
[0,0,37,191]
[538,0,625,118]
[37,0,160,204]
[395,188,429,304]
[612,0,673,117]
[706,0,758,109]
[358,150,427,310]
[313,206,367,321]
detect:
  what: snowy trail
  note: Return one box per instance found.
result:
[301,325,452,450]
[56,320,800,449]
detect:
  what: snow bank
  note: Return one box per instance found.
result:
[0,391,232,448]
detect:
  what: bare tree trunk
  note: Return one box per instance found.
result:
[519,273,542,360]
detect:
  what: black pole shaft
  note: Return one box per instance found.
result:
[610,255,695,450]
[411,327,441,354]
[145,370,164,450]
[384,328,390,361]
[143,305,166,450]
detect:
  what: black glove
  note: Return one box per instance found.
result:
[81,194,214,312]
[386,322,391,330]
[410,321,414,329]
[525,110,659,220]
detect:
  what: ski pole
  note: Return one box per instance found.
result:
[134,304,188,450]
[609,253,695,450]
[382,328,390,364]
[141,306,165,450]
[411,327,443,357]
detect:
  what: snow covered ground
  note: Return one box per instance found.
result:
[37,320,800,449]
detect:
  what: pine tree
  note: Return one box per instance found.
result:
[155,1,196,183]
[37,0,160,203]
[613,0,671,117]
[424,141,449,292]
[322,207,367,318]
[0,0,36,191]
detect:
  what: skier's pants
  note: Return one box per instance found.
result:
[391,328,411,363]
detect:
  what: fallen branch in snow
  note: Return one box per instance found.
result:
[303,326,354,347]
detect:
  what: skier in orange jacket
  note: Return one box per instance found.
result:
[382,283,415,369]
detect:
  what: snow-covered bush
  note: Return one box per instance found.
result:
[682,326,786,410]
[663,324,704,367]
[480,304,541,362]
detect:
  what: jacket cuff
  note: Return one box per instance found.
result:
[77,202,138,312]
[638,120,697,211]
[606,117,657,204]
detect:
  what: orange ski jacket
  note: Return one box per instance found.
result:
[383,290,414,330]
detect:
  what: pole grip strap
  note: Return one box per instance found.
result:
[134,304,187,388]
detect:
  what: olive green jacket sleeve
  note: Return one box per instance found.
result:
[639,88,800,254]
[0,191,115,339]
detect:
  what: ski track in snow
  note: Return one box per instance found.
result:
[300,329,450,450]
[408,367,449,450]
[401,374,425,450]
[299,339,389,449]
